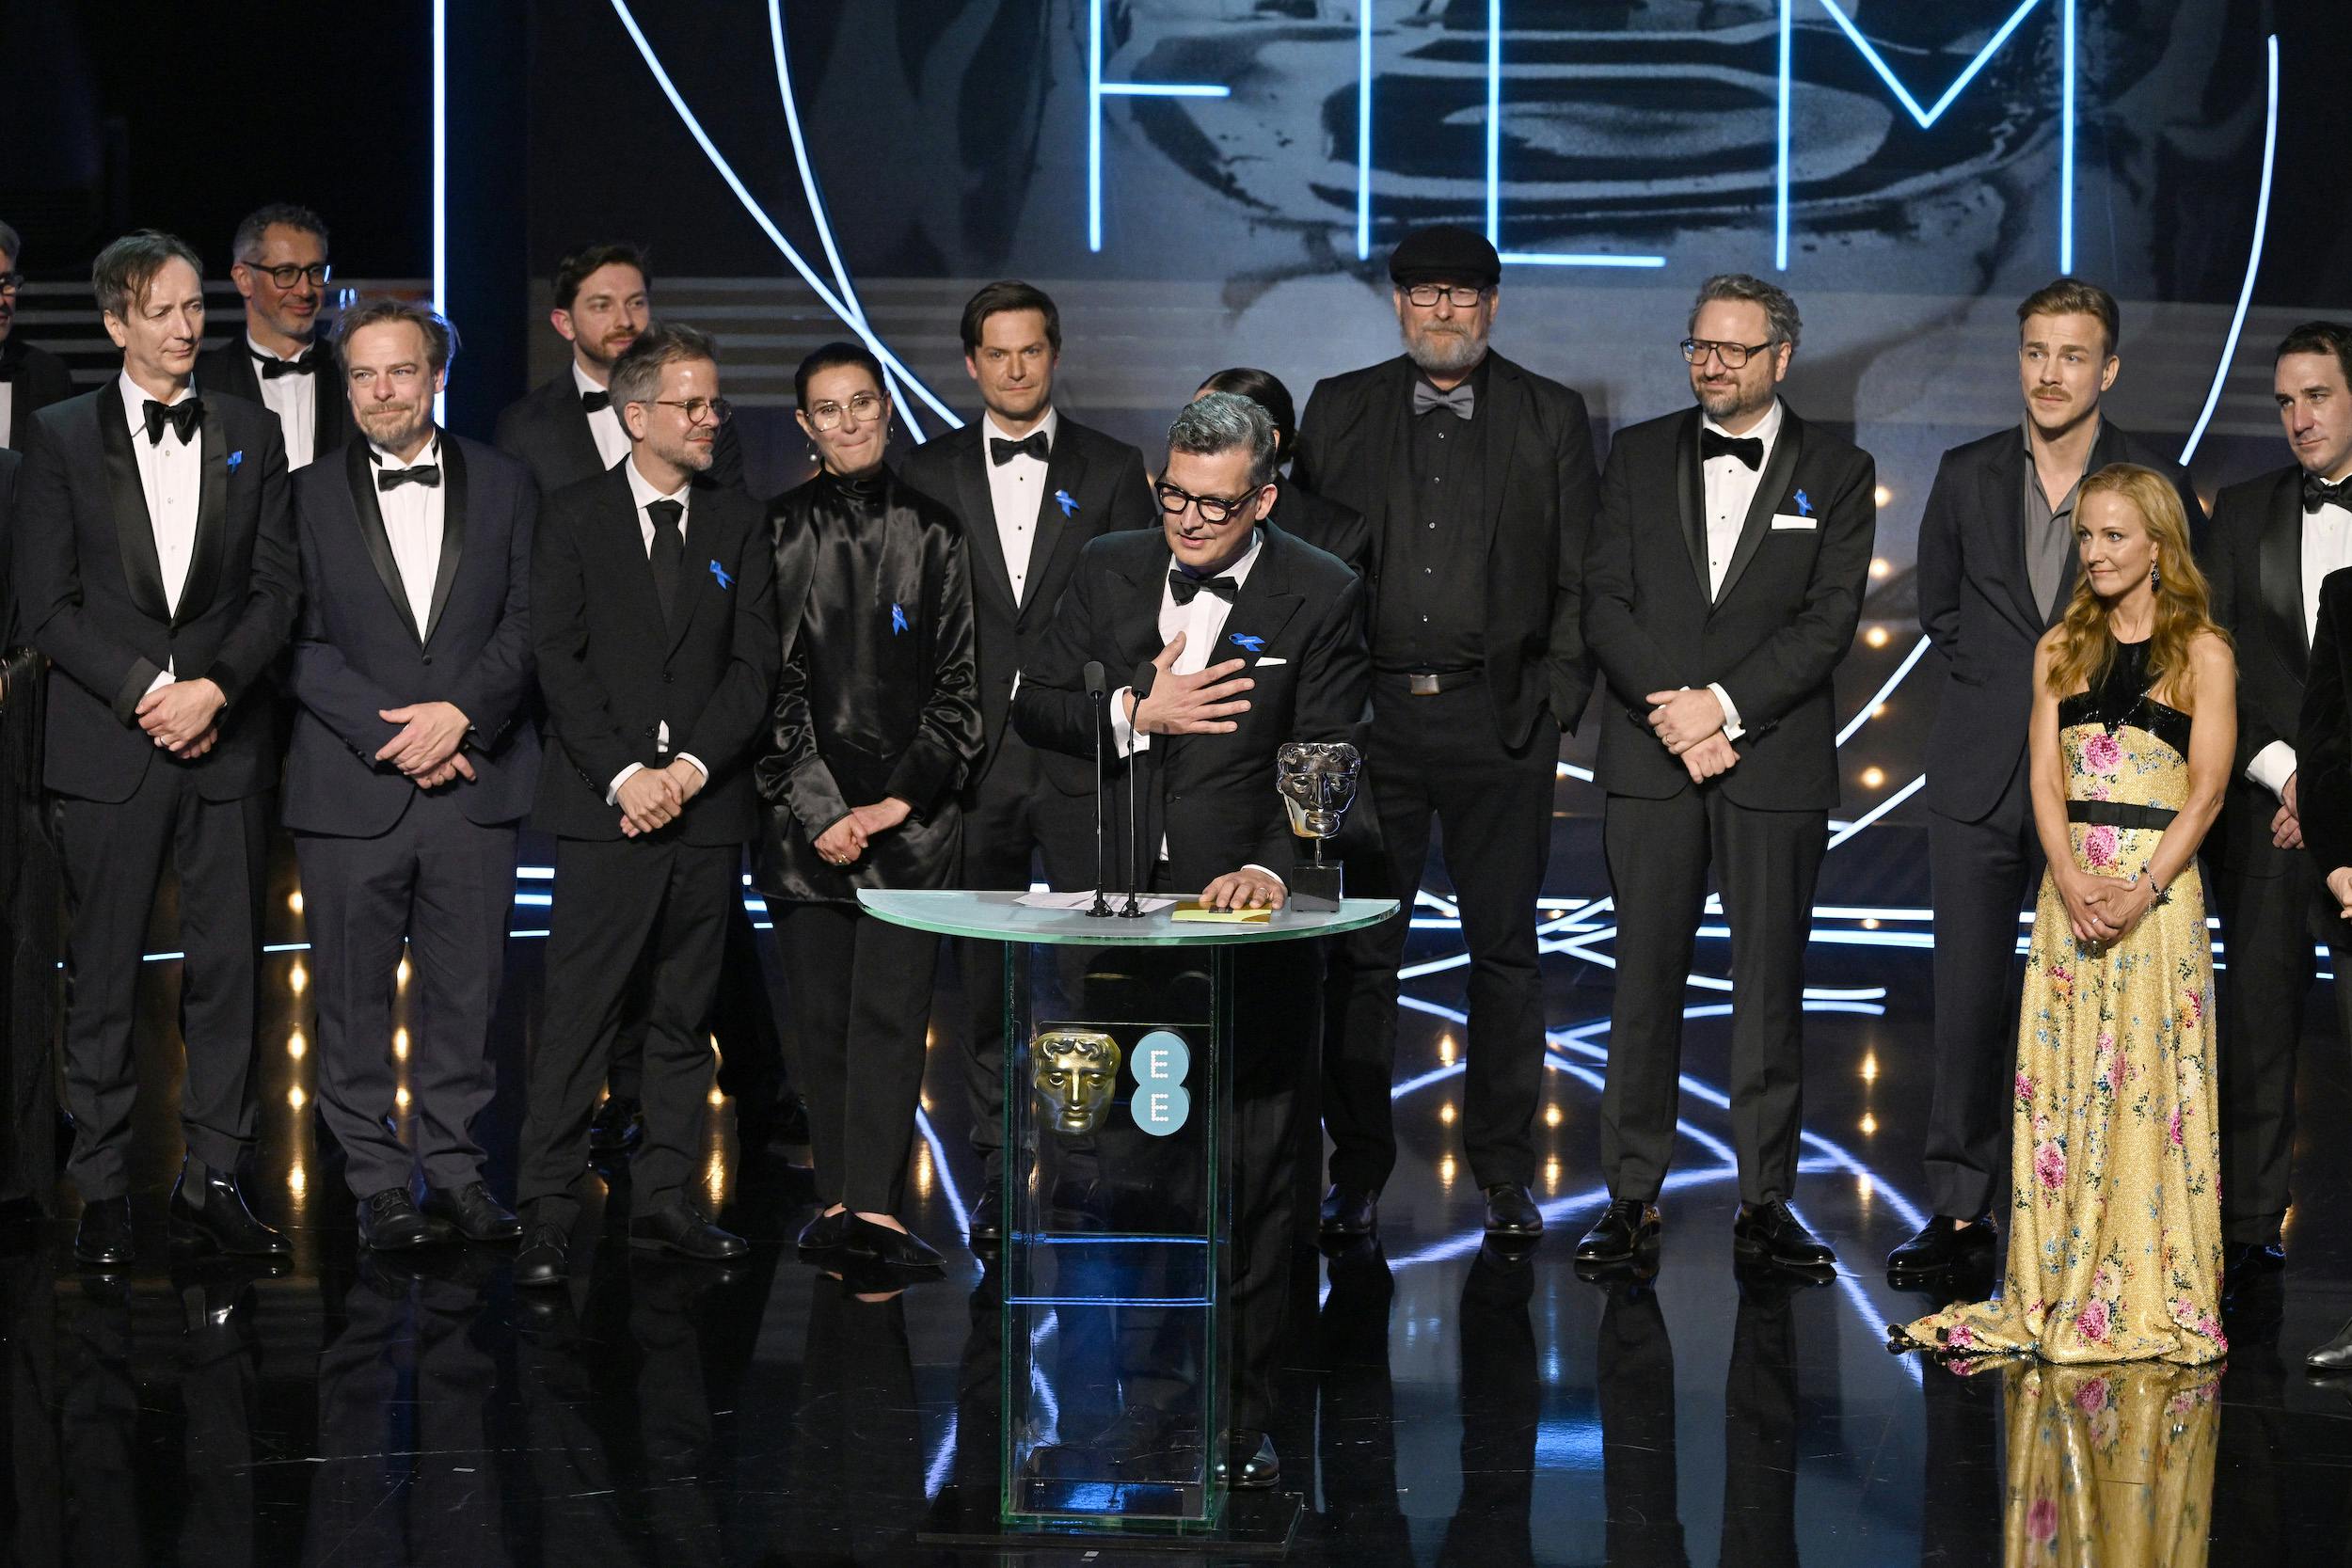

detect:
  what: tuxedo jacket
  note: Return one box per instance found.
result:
[15,385,299,802]
[1582,403,1877,812]
[196,336,354,461]
[0,337,74,452]
[1291,349,1599,746]
[1011,524,1371,891]
[2298,565,2352,877]
[2205,464,2328,876]
[530,464,777,844]
[896,412,1155,784]
[283,435,541,837]
[1917,420,2199,824]
[1268,478,1370,578]
[0,448,20,645]
[493,370,746,498]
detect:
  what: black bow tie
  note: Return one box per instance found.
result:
[1411,380,1475,420]
[580,388,612,414]
[256,349,320,379]
[1701,428,1764,470]
[2305,471,2351,515]
[377,465,442,492]
[1168,570,1238,605]
[142,396,204,445]
[990,431,1050,466]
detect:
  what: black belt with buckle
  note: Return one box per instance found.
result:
[1381,667,1482,696]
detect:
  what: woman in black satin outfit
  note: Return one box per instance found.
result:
[755,342,982,1275]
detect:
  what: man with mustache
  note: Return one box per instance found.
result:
[1894,278,2200,1284]
[13,230,300,1267]
[0,219,74,454]
[284,297,540,1251]
[196,203,352,469]
[1292,226,1599,1243]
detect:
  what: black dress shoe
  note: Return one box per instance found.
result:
[846,1215,946,1274]
[1215,1430,1280,1490]
[358,1188,444,1251]
[587,1095,642,1157]
[968,1187,1006,1246]
[1318,1182,1379,1239]
[1573,1197,1662,1265]
[628,1202,749,1261]
[797,1209,850,1256]
[1886,1214,1995,1278]
[1483,1181,1544,1236]
[514,1219,572,1289]
[1733,1200,1836,1271]
[169,1164,291,1258]
[73,1196,135,1266]
[2225,1242,2286,1283]
[2310,1318,2352,1372]
[421,1181,522,1243]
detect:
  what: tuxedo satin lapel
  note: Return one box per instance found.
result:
[180,404,230,626]
[2259,467,2308,665]
[344,440,422,643]
[101,386,170,622]
[558,384,604,481]
[1477,358,1523,562]
[666,489,725,658]
[1674,412,1707,593]
[1711,407,1802,606]
[953,433,1017,617]
[1222,532,1304,668]
[422,437,468,644]
[1118,552,1169,675]
[1025,435,1088,622]
[605,469,669,643]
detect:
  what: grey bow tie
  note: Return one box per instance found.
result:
[1411,379,1475,420]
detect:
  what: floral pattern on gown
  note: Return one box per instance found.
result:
[1902,641,2227,1364]
[1987,1359,2222,1566]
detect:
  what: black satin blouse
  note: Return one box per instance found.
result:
[753,466,982,904]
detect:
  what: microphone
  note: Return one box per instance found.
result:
[1083,660,1111,917]
[1120,658,1157,917]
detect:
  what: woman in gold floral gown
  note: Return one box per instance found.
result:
[1899,465,2235,1364]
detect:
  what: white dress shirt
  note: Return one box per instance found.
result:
[0,383,13,449]
[2247,488,2352,800]
[246,334,318,469]
[371,434,445,636]
[575,359,630,471]
[981,406,1057,606]
[1694,398,1785,738]
[122,372,204,691]
[608,456,707,802]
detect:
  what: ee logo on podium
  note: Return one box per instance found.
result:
[1132,1031,1191,1137]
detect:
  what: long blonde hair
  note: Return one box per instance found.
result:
[2043,463,2227,703]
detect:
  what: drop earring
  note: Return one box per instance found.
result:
[2151,561,2162,595]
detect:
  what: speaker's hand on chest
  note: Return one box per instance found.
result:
[1131,632,1253,736]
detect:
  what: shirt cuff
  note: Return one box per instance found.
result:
[1708,682,1744,741]
[145,667,176,698]
[675,752,709,782]
[1114,688,1151,755]
[2246,740,2296,801]
[1241,863,1287,889]
[608,761,644,804]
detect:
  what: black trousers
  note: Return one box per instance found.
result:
[519,835,732,1222]
[608,886,789,1124]
[296,797,516,1202]
[1923,771,2045,1220]
[776,901,938,1214]
[958,730,1097,1166]
[1326,676,1559,1193]
[2211,854,2352,1245]
[1436,1247,1539,1568]
[1595,1278,1687,1568]
[54,774,271,1199]
[1600,788,1826,1206]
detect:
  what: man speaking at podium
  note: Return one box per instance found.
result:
[1012,391,1370,1487]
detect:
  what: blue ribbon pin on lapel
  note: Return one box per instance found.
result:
[1794,488,1813,516]
[1229,632,1265,653]
[227,451,244,472]
[891,603,910,635]
[708,560,733,589]
[1054,489,1078,517]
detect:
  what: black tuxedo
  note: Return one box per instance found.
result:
[1294,349,1597,1196]
[1269,477,1369,578]
[520,462,778,1224]
[0,336,74,452]
[2300,565,2352,874]
[493,370,745,498]
[1584,402,1876,1204]
[898,409,1154,1169]
[14,384,299,1200]
[2209,467,2352,1245]
[0,447,20,645]
[287,435,540,1202]
[1913,420,2199,1221]
[196,336,353,465]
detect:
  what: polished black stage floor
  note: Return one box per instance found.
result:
[6,818,2352,1566]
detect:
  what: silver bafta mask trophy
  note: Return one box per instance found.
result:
[1276,741,1359,911]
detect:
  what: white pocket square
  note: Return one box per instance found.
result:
[1770,514,1817,531]
[1253,656,1288,667]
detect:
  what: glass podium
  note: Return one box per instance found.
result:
[860,890,1394,1550]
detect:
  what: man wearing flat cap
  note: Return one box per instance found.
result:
[1293,225,1599,1243]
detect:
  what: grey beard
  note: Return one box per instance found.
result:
[1403,324,1486,377]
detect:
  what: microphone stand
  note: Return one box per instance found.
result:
[1084,660,1112,917]
[1120,659,1156,917]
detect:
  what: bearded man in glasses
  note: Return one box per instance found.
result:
[197,203,351,468]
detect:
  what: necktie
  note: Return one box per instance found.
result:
[581,388,612,414]
[256,350,320,379]
[1701,429,1764,469]
[1411,380,1475,420]
[2305,472,2351,515]
[1168,570,1239,605]
[143,397,204,445]
[378,465,442,492]
[990,431,1050,466]
[647,499,686,626]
